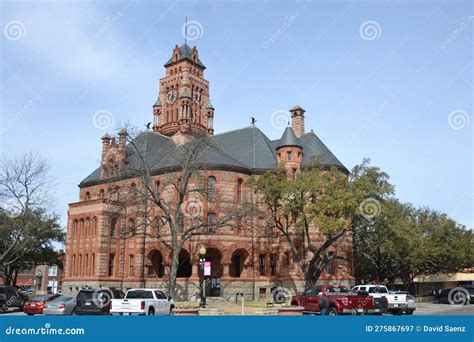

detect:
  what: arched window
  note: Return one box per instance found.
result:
[73,220,77,238]
[237,178,243,203]
[110,218,117,237]
[91,254,95,275]
[99,189,105,199]
[85,254,89,276]
[108,158,115,176]
[178,213,185,234]
[72,255,76,276]
[207,176,216,202]
[85,191,91,200]
[155,180,161,196]
[207,213,216,233]
[78,254,82,276]
[108,254,115,277]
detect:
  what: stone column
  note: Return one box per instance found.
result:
[36,265,49,295]
[223,264,230,277]
[192,264,199,277]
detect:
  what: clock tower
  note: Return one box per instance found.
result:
[152,44,215,137]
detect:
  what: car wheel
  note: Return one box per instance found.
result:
[148,308,155,316]
[327,307,337,316]
[405,310,414,315]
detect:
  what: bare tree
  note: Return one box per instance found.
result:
[106,126,248,297]
[0,152,62,284]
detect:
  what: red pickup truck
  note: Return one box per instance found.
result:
[291,285,387,315]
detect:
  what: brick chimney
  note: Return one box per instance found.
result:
[101,133,111,163]
[289,105,306,139]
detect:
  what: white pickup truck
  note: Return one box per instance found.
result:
[351,285,416,315]
[110,288,174,316]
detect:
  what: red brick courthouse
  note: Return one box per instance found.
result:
[63,43,354,299]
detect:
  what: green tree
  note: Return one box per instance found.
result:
[0,209,64,285]
[251,158,393,289]
[0,152,64,285]
[353,190,473,290]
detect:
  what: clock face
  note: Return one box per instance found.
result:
[166,90,176,104]
[194,91,202,105]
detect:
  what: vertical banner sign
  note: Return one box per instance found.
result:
[204,261,211,276]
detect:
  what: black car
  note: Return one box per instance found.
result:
[75,288,124,315]
[434,287,474,305]
[0,285,28,312]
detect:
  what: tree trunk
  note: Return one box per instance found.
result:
[304,255,324,289]
[167,246,181,298]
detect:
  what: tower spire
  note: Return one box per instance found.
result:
[184,16,188,45]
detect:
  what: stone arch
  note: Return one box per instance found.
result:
[204,247,223,278]
[177,249,192,278]
[147,250,164,278]
[229,249,249,278]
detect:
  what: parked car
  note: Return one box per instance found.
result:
[23,294,61,315]
[351,285,416,315]
[43,296,76,315]
[291,285,387,315]
[110,288,174,316]
[75,288,124,315]
[434,287,474,305]
[0,285,28,312]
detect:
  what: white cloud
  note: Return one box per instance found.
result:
[4,2,129,82]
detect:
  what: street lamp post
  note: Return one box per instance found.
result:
[199,246,206,308]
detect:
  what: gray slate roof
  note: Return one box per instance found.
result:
[80,126,347,186]
[276,127,302,149]
[164,44,206,69]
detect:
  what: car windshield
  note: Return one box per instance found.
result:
[326,286,348,293]
[31,295,50,301]
[125,290,153,299]
[77,291,95,300]
[369,287,388,293]
[51,296,74,303]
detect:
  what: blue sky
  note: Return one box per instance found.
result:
[1,0,472,229]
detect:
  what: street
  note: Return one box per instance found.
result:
[1,303,472,316]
